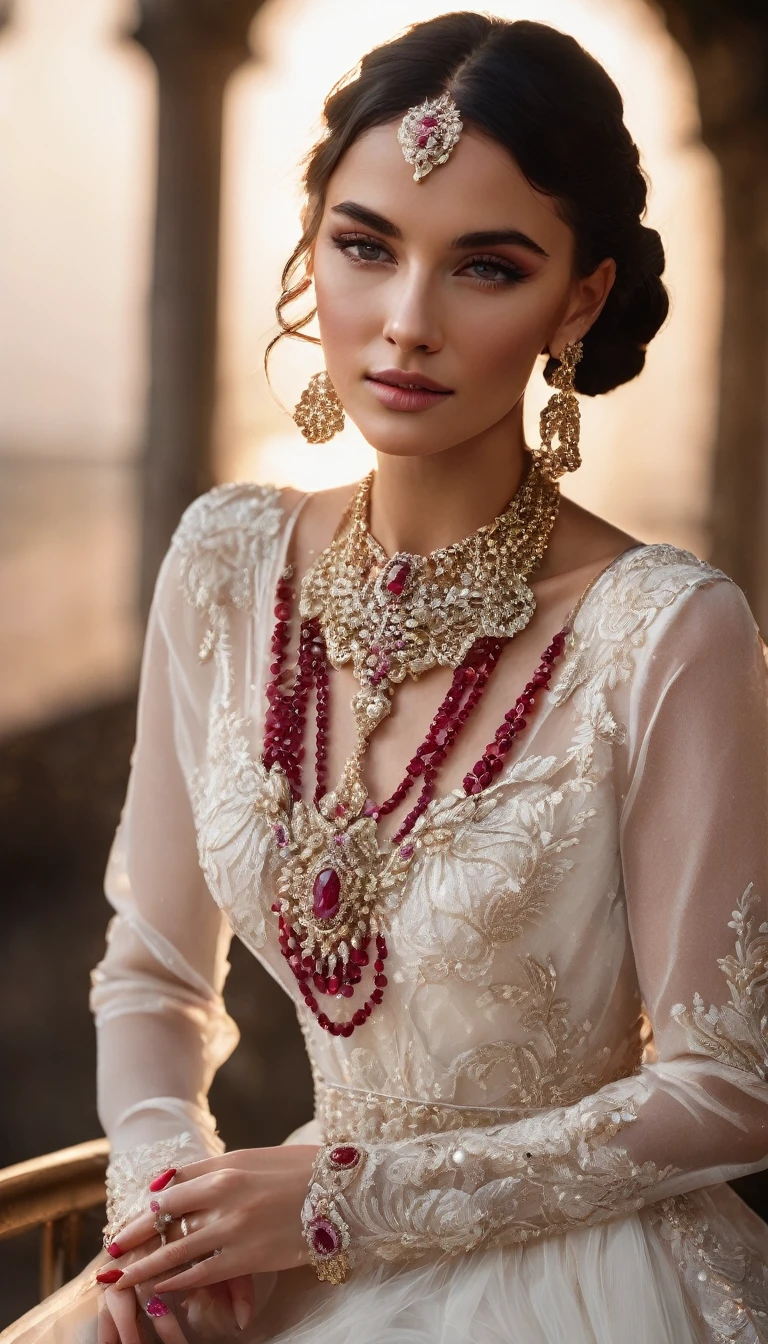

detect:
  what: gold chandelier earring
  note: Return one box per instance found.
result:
[293,370,345,444]
[533,339,584,481]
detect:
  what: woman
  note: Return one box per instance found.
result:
[5,12,768,1343]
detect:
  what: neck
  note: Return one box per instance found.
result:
[368,400,530,556]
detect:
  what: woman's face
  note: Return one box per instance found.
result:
[310,120,614,460]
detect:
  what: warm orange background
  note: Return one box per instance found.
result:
[0,0,721,739]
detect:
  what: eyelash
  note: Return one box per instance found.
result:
[330,233,527,290]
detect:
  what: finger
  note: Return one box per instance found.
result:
[111,1176,219,1252]
[103,1285,142,1344]
[228,1275,255,1333]
[140,1294,190,1344]
[114,1224,228,1291]
[153,1254,233,1296]
[147,1152,233,1186]
[96,1296,119,1344]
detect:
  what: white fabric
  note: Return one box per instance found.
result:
[3,481,768,1343]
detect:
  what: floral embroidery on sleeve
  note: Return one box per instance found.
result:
[670,883,768,1081]
[104,1130,224,1243]
[335,1093,679,1261]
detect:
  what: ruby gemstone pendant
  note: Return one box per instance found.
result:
[312,867,341,920]
[385,559,411,597]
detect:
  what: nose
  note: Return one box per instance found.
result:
[381,267,443,354]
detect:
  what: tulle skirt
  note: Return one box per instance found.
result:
[4,1121,768,1344]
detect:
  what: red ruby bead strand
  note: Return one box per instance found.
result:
[462,627,568,795]
[271,903,390,1035]
[262,570,570,1038]
[368,638,501,830]
[389,637,505,845]
[313,649,331,806]
[263,586,322,800]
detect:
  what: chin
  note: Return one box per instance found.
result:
[346,410,468,461]
[366,438,455,460]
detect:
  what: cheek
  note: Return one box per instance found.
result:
[314,262,373,355]
[455,287,556,387]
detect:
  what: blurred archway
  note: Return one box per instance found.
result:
[0,0,751,736]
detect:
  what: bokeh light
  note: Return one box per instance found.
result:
[0,0,720,733]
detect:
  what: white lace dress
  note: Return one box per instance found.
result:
[4,483,768,1344]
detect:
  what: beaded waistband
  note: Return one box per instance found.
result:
[315,1078,536,1144]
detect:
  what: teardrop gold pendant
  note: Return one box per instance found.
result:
[293,370,345,444]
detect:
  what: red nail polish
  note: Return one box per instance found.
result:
[146,1295,170,1318]
[149,1168,177,1192]
[106,1242,123,1258]
[96,1268,124,1284]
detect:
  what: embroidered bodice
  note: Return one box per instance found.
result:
[91,482,768,1322]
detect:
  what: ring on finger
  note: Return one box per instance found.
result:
[145,1293,173,1319]
[177,1215,223,1266]
[150,1197,174,1245]
[150,1204,224,1264]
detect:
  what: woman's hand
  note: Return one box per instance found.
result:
[96,1231,259,1340]
[107,1145,320,1301]
[97,1240,191,1344]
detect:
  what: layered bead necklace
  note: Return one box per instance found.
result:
[263,456,571,1038]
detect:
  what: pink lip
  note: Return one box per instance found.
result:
[369,368,452,393]
[365,376,453,413]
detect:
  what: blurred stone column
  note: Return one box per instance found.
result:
[134,0,267,621]
[654,2,768,630]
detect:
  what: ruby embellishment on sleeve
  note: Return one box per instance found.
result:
[329,1145,361,1168]
[307,1215,341,1256]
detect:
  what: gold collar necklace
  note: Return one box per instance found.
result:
[298,453,560,814]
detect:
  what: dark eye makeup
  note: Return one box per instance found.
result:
[329,232,528,291]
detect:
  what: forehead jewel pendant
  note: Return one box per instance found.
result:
[397,91,463,182]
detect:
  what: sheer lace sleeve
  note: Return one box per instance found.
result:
[89,541,240,1239]
[314,576,768,1264]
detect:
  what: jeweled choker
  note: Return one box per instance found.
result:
[298,455,560,815]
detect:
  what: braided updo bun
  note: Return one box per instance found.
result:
[269,14,669,396]
[548,224,668,396]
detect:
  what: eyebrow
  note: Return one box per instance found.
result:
[330,200,550,259]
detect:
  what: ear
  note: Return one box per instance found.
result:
[546,257,616,358]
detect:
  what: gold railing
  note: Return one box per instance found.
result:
[0,1139,109,1300]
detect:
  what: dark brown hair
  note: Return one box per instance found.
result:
[266,13,669,396]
